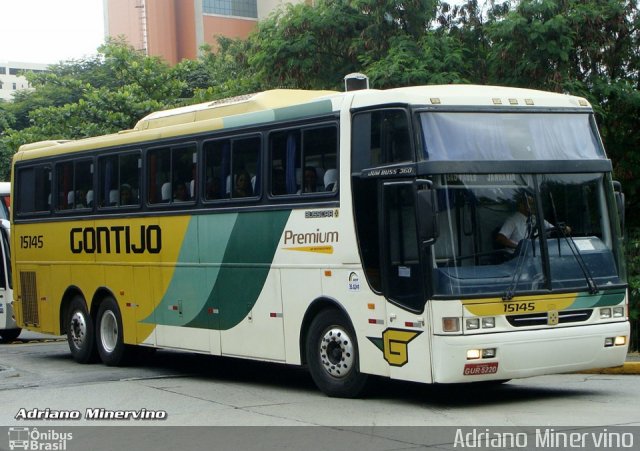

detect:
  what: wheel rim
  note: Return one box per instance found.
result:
[319,326,355,379]
[69,311,88,350]
[100,310,118,353]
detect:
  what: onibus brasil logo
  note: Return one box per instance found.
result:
[8,427,72,450]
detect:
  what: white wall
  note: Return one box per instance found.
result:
[0,62,48,102]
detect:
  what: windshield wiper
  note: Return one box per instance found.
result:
[555,222,599,294]
[548,193,598,294]
[503,209,535,301]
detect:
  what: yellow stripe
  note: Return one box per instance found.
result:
[463,293,578,316]
[462,292,578,305]
[283,246,334,254]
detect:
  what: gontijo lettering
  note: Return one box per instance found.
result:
[70,225,161,254]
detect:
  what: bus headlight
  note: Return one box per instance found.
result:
[464,317,495,331]
[600,308,612,319]
[615,336,627,346]
[466,349,481,360]
[605,336,627,347]
[466,318,480,330]
[482,317,495,328]
[613,307,624,318]
[466,348,497,359]
[482,348,496,358]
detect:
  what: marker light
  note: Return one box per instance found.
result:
[613,307,625,318]
[600,308,612,319]
[443,317,460,332]
[604,337,614,347]
[466,318,480,330]
[466,349,481,360]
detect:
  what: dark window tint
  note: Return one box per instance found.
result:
[269,125,338,196]
[148,144,197,204]
[56,160,92,211]
[98,152,141,208]
[352,109,412,172]
[203,136,261,200]
[16,165,51,213]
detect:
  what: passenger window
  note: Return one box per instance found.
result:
[203,136,260,201]
[98,152,141,208]
[148,144,197,205]
[55,160,93,211]
[269,124,338,196]
[16,165,51,214]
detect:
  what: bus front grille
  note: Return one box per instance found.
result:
[19,271,39,326]
[506,309,593,327]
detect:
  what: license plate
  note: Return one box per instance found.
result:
[463,362,499,376]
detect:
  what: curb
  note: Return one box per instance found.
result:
[579,361,640,375]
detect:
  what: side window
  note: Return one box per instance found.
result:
[98,152,141,208]
[269,124,338,196]
[16,165,51,214]
[383,182,425,312]
[56,159,93,211]
[352,109,412,172]
[203,136,260,201]
[147,144,197,205]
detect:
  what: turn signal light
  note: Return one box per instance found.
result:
[443,317,460,332]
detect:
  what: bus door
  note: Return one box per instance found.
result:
[379,181,434,383]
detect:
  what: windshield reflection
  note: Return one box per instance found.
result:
[431,173,622,297]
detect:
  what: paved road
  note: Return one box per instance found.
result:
[2,333,640,450]
[1,334,640,428]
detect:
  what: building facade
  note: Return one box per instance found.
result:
[0,62,48,102]
[104,0,313,65]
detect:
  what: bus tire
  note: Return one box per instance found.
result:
[0,328,21,343]
[306,309,368,398]
[66,295,98,363]
[96,296,128,366]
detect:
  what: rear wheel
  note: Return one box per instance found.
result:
[96,296,128,366]
[306,309,368,398]
[0,328,21,343]
[66,295,97,363]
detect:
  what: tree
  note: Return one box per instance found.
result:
[247,1,368,89]
[484,0,640,222]
[0,40,187,180]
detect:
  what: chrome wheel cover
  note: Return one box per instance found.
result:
[319,326,355,379]
[100,310,118,353]
[69,311,88,350]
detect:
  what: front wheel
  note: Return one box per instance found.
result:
[0,328,21,343]
[96,296,129,366]
[306,309,368,398]
[66,295,97,363]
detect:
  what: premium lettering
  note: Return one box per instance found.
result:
[283,229,339,245]
[70,225,161,254]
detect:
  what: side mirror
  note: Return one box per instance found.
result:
[612,180,625,236]
[415,180,438,245]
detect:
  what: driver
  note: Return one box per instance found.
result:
[496,193,559,253]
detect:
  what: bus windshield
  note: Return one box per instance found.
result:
[420,112,604,161]
[431,173,623,297]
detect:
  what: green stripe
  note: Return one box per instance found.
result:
[223,99,334,129]
[145,210,291,330]
[569,289,626,309]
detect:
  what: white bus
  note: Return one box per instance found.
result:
[11,82,629,396]
[0,219,19,342]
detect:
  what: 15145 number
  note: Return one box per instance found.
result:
[20,235,44,249]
